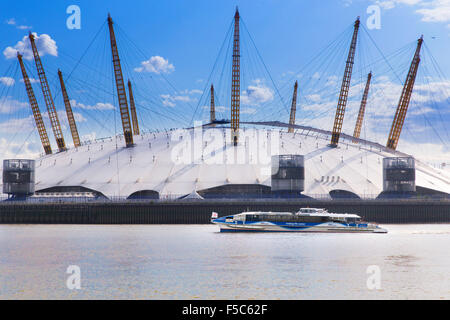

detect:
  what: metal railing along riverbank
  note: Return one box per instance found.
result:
[1,193,450,203]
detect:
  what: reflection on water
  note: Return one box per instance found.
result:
[385,255,419,267]
[0,224,449,300]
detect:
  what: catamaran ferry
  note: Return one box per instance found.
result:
[211,208,388,233]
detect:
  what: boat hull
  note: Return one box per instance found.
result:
[213,221,387,233]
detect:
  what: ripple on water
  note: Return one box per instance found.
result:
[0,224,449,299]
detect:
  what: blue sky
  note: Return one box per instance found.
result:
[1,0,450,163]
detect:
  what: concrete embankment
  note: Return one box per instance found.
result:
[0,199,449,224]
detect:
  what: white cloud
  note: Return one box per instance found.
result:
[70,100,115,111]
[0,111,86,155]
[16,25,32,30]
[241,79,274,106]
[0,137,40,159]
[306,94,321,103]
[297,73,450,158]
[325,75,338,87]
[0,97,28,113]
[202,105,227,112]
[397,140,450,163]
[375,0,450,23]
[215,106,227,112]
[281,70,295,78]
[159,88,201,107]
[0,77,15,86]
[161,95,175,107]
[376,0,423,9]
[3,33,57,60]
[342,0,353,7]
[134,56,175,74]
[4,18,32,31]
[302,100,336,114]
[73,112,86,123]
[20,77,39,84]
[0,115,34,133]
[160,94,194,107]
[416,0,450,22]
[48,110,86,132]
[179,89,203,95]
[81,132,96,142]
[241,108,257,114]
[377,1,396,9]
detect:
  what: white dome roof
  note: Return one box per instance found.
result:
[11,125,449,199]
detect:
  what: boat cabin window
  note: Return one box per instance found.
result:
[245,214,328,223]
[246,214,260,221]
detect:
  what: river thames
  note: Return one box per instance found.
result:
[0,224,448,299]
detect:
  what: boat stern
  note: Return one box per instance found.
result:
[211,212,227,224]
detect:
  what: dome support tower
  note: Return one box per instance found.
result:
[288,81,298,133]
[353,72,372,142]
[29,32,66,152]
[58,70,81,148]
[210,84,215,126]
[386,36,423,150]
[17,53,52,155]
[330,17,360,147]
[107,14,134,147]
[231,8,241,146]
[127,80,140,136]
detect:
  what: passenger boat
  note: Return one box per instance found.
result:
[211,208,388,233]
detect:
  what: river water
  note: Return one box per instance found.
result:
[0,224,448,299]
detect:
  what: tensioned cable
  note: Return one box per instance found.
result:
[188,18,234,125]
[114,23,199,122]
[253,24,354,124]
[51,21,107,102]
[240,18,290,116]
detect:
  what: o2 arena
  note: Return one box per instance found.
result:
[26,123,450,200]
[1,9,450,209]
